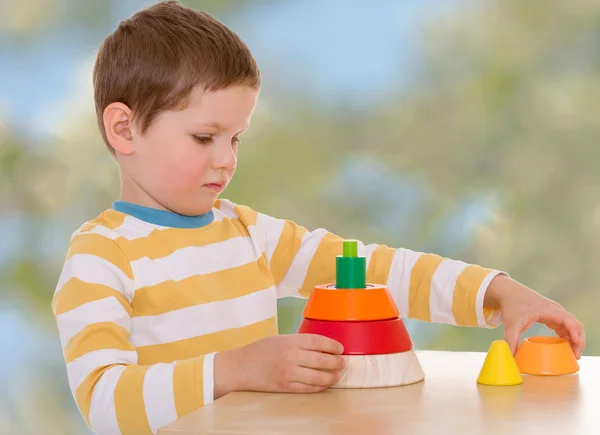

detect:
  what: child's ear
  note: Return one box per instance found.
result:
[103,102,135,155]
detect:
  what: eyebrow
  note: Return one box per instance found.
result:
[203,121,225,129]
[198,121,249,134]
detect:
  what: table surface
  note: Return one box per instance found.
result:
[159,350,600,435]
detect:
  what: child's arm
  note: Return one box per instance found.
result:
[242,204,584,357]
[53,231,345,435]
[52,233,216,435]
[247,207,502,328]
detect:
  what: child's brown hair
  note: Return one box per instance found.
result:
[92,0,260,152]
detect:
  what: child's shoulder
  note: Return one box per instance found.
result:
[69,208,144,243]
[63,209,134,264]
[213,198,261,225]
[64,199,269,255]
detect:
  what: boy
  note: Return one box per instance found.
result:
[51,1,585,435]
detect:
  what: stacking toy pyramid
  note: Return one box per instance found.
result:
[477,340,523,386]
[297,240,425,388]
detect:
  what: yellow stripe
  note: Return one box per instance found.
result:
[483,307,497,326]
[132,256,273,317]
[270,221,307,285]
[366,245,396,285]
[115,365,152,435]
[452,264,492,326]
[76,211,127,235]
[301,232,341,291]
[101,210,128,230]
[173,357,205,417]
[52,279,132,316]
[137,317,278,365]
[65,322,132,363]
[408,253,443,322]
[75,365,114,424]
[67,233,133,279]
[79,221,99,233]
[114,220,242,262]
[234,204,258,227]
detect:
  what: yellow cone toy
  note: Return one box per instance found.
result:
[477,340,523,386]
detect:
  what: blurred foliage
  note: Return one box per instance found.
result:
[2,0,600,432]
[2,0,599,347]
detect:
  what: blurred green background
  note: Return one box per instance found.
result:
[1,0,599,433]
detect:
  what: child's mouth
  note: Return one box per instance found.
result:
[204,182,225,192]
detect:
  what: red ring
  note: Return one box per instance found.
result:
[297,317,413,355]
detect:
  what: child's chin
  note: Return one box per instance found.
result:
[173,201,214,217]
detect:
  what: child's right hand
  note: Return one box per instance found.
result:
[214,334,346,397]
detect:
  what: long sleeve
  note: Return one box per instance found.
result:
[52,232,214,435]
[250,208,503,328]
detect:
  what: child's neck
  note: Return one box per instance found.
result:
[116,177,213,228]
[112,200,213,229]
[118,176,171,212]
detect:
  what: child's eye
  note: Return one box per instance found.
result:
[232,137,241,146]
[193,135,213,145]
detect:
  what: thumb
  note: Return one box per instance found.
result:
[503,322,522,355]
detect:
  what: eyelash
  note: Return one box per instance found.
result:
[193,135,240,146]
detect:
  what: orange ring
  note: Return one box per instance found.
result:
[302,283,399,321]
[514,336,580,376]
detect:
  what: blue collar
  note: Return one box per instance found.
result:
[112,201,214,229]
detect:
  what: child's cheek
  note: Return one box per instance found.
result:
[170,155,206,190]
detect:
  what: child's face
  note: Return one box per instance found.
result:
[124,84,259,216]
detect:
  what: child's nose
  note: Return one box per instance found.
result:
[212,141,237,170]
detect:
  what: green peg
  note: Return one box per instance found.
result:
[336,239,366,289]
[343,240,358,257]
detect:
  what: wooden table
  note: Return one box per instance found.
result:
[159,350,600,435]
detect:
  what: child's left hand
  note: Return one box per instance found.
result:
[485,274,586,359]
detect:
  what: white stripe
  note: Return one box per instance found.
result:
[256,213,285,264]
[67,349,137,393]
[203,352,216,405]
[131,236,259,289]
[361,243,379,272]
[277,286,303,298]
[476,270,505,327]
[212,208,226,222]
[57,297,131,349]
[113,216,167,240]
[428,259,469,325]
[130,286,277,347]
[89,225,118,239]
[72,218,168,242]
[278,228,328,293]
[217,199,238,218]
[247,224,266,256]
[55,254,132,295]
[89,365,125,435]
[72,225,118,240]
[276,240,376,298]
[387,249,423,318]
[143,363,177,435]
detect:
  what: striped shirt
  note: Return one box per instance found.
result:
[52,198,502,435]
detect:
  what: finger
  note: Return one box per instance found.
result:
[504,323,522,355]
[292,366,338,387]
[297,349,346,371]
[552,327,573,346]
[577,321,586,358]
[296,334,344,354]
[571,320,586,359]
[504,316,536,354]
[546,325,582,359]
[568,319,586,359]
[541,311,585,358]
